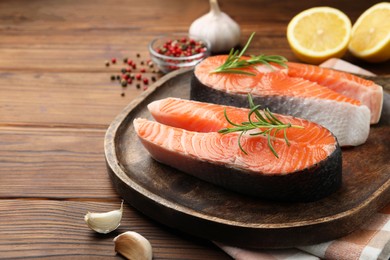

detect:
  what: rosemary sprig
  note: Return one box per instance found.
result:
[218,95,304,158]
[211,32,288,75]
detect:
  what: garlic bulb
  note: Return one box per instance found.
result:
[189,0,241,53]
[84,201,123,234]
[114,231,153,260]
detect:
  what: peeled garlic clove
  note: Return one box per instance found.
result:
[114,231,153,260]
[189,0,241,53]
[84,201,123,234]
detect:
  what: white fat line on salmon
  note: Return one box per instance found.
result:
[149,121,162,141]
[277,148,292,174]
[191,106,203,119]
[165,128,175,151]
[191,132,202,158]
[323,143,338,155]
[181,131,190,156]
[294,146,308,172]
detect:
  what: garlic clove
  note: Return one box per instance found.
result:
[84,201,123,234]
[189,0,241,53]
[114,231,153,260]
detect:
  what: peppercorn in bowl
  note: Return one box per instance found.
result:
[149,34,211,74]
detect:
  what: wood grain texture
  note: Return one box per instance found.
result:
[0,0,388,74]
[0,0,389,258]
[0,200,228,259]
[0,72,149,127]
[0,127,118,199]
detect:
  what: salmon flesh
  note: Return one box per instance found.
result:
[134,98,342,202]
[191,55,382,147]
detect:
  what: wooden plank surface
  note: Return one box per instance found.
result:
[0,0,388,74]
[0,72,145,127]
[0,200,228,259]
[0,0,389,258]
[0,127,116,199]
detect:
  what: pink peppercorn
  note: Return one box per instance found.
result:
[155,37,207,59]
[143,78,149,85]
[135,74,142,80]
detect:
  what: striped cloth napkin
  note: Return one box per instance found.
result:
[216,59,390,260]
[217,204,390,260]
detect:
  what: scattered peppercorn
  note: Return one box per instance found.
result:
[105,54,162,94]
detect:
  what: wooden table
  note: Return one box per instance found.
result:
[1,0,388,258]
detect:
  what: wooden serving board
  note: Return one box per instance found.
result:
[104,69,390,248]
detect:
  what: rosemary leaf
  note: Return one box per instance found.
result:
[238,131,248,155]
[210,32,288,75]
[218,94,304,158]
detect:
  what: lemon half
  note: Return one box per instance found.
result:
[348,2,390,63]
[287,7,351,64]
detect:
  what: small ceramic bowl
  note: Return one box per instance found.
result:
[148,34,211,74]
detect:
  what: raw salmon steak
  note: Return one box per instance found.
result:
[134,98,342,202]
[287,62,383,124]
[191,55,375,147]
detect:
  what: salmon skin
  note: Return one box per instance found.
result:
[191,55,373,147]
[287,62,383,124]
[134,98,342,202]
